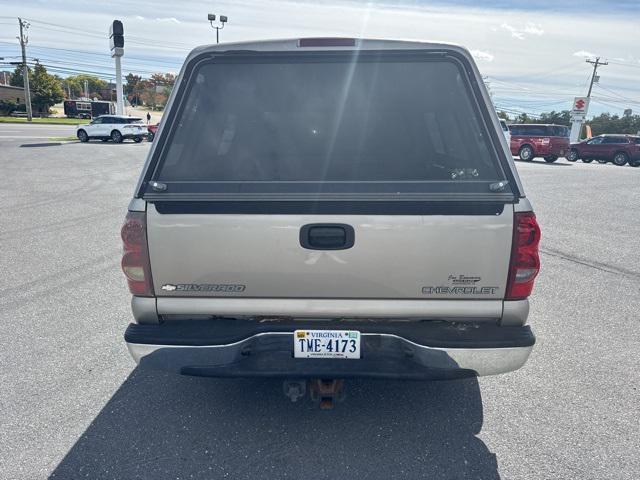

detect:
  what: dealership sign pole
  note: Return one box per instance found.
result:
[569,96,589,143]
[109,20,124,115]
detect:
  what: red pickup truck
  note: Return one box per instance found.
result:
[509,124,570,163]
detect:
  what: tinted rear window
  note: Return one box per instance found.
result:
[510,125,568,137]
[551,126,569,137]
[602,136,629,144]
[152,53,512,199]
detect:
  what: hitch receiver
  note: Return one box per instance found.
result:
[309,379,345,410]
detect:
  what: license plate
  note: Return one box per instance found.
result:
[293,330,361,359]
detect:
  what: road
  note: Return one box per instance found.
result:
[0,123,78,139]
[1,124,638,479]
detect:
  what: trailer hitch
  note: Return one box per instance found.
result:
[309,379,346,409]
[283,379,346,409]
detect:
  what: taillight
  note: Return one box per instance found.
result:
[541,137,550,145]
[506,212,541,300]
[121,211,154,296]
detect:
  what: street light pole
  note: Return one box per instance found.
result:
[207,14,228,44]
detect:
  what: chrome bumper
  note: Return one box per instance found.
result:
[127,331,533,379]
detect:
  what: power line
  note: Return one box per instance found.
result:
[24,18,194,51]
[593,83,640,104]
[607,60,640,70]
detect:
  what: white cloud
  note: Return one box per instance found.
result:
[524,23,544,36]
[134,15,145,20]
[501,23,524,40]
[155,17,180,24]
[471,49,494,62]
[573,50,597,58]
[501,22,544,40]
[1,0,637,117]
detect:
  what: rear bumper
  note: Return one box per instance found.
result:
[125,319,535,380]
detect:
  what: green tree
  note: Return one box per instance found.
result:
[150,72,176,86]
[125,73,144,105]
[514,113,532,124]
[9,65,32,87]
[62,74,107,99]
[538,110,571,126]
[497,111,511,121]
[30,62,64,113]
[587,113,640,135]
[124,73,142,95]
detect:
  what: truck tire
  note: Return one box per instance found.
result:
[134,136,143,143]
[111,130,123,143]
[518,145,534,161]
[77,129,89,142]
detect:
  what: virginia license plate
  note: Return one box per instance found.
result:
[293,330,361,359]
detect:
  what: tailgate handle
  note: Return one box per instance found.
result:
[300,224,355,250]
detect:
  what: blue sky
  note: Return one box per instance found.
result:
[1,0,639,118]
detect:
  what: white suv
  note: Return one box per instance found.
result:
[76,115,148,143]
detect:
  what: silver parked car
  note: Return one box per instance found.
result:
[121,38,540,391]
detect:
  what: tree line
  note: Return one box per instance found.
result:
[497,110,640,136]
[1,63,176,115]
[1,62,637,133]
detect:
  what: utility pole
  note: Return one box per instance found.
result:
[17,18,33,121]
[586,57,607,98]
[569,57,608,143]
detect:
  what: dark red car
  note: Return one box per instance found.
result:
[567,134,640,166]
[147,123,159,142]
[509,124,570,163]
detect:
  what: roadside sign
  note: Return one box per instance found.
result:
[571,96,589,115]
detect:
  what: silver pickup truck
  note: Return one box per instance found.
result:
[122,38,540,387]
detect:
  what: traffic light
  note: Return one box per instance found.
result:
[109,20,124,53]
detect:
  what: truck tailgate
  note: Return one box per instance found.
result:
[147,204,513,301]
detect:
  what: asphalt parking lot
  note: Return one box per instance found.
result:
[1,123,638,480]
